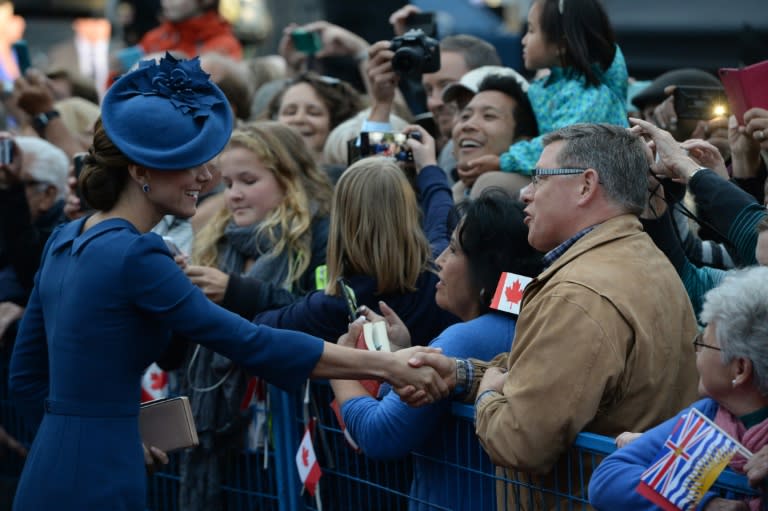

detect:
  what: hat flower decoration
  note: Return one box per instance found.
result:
[129,53,221,118]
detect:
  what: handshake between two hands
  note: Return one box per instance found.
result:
[336,302,457,407]
[391,347,507,408]
[336,302,508,407]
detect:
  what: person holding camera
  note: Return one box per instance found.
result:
[631,68,725,145]
[364,30,501,170]
[0,134,33,343]
[7,53,449,511]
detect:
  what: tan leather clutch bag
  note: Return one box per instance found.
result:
[139,396,199,452]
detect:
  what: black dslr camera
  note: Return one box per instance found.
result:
[390,29,440,78]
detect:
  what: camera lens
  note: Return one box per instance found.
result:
[392,46,425,77]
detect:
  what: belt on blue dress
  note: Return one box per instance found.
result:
[44,399,139,417]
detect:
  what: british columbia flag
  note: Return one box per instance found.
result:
[636,408,744,511]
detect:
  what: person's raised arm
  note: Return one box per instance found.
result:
[636,118,766,269]
[364,41,399,125]
[388,4,423,37]
[303,20,370,83]
[13,69,84,158]
[406,124,452,255]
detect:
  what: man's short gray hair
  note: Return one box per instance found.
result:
[701,266,768,395]
[440,35,501,70]
[542,124,647,215]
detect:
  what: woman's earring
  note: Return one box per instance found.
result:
[142,183,150,193]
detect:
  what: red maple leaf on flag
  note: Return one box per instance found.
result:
[150,370,168,390]
[505,279,523,304]
[302,446,309,466]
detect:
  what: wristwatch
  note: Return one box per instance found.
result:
[33,110,61,135]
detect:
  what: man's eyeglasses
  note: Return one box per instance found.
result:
[530,167,589,186]
[692,332,721,353]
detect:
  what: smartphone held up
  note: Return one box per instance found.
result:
[12,40,31,75]
[672,86,729,120]
[291,29,323,55]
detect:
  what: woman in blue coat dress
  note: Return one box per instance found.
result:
[7,53,447,511]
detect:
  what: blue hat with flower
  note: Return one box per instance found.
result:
[101,53,233,170]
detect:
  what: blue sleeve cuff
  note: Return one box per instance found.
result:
[361,120,393,133]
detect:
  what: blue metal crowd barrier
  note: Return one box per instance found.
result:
[0,363,760,510]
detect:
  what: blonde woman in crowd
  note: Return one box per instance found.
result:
[171,120,334,510]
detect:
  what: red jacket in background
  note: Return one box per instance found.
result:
[139,10,242,60]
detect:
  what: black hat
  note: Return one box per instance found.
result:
[631,68,721,110]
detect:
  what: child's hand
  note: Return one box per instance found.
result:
[457,155,500,187]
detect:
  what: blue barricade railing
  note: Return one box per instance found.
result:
[0,360,759,510]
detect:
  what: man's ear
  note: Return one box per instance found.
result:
[576,168,600,206]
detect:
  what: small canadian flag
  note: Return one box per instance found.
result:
[490,272,533,316]
[140,362,168,403]
[296,419,322,496]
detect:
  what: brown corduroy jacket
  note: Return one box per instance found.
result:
[469,214,700,510]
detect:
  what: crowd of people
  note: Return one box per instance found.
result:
[0,0,767,509]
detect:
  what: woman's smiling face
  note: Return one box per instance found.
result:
[276,82,332,155]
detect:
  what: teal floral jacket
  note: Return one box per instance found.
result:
[500,46,629,174]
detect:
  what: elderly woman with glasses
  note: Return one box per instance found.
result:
[589,266,768,511]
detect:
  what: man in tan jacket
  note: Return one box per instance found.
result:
[409,123,700,510]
